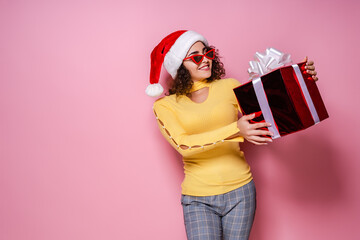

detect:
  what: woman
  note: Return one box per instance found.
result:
[146,30,317,240]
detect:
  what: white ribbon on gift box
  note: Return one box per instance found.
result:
[292,64,320,125]
[252,77,281,139]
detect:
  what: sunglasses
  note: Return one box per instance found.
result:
[183,48,215,64]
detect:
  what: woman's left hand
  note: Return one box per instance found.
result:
[302,56,318,81]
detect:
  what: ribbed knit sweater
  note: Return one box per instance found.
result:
[153,78,252,196]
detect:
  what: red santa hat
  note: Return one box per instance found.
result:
[145,30,208,97]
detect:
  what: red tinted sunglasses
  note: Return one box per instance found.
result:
[183,48,215,64]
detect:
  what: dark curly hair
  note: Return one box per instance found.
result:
[167,45,225,96]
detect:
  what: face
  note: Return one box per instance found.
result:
[183,41,212,82]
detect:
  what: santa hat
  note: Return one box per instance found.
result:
[145,30,208,97]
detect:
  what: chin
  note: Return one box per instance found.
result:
[192,70,212,81]
[204,73,212,79]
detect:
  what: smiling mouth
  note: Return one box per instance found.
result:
[198,64,210,70]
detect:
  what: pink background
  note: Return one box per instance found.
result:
[1,0,359,239]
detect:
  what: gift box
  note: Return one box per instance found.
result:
[233,61,329,139]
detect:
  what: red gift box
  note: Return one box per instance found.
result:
[233,62,329,139]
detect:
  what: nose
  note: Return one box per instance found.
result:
[202,56,209,64]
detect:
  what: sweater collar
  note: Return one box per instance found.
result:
[190,80,210,92]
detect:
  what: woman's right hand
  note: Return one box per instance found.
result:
[237,113,274,145]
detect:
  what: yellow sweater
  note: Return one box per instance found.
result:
[153,78,252,196]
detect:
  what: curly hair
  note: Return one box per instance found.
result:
[167,46,225,96]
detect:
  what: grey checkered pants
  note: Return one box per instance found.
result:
[181,180,256,240]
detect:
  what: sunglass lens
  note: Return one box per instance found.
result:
[205,50,214,59]
[193,56,203,64]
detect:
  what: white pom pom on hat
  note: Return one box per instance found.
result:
[146,30,208,97]
[145,83,164,97]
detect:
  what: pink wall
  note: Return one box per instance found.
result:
[1,0,359,239]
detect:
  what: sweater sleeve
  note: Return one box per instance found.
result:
[228,78,243,115]
[223,78,245,142]
[153,100,243,158]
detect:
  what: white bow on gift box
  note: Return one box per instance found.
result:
[248,47,292,79]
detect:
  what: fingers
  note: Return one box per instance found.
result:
[241,111,263,122]
[305,61,315,72]
[306,60,314,65]
[302,56,308,62]
[305,65,315,70]
[246,130,274,142]
[251,122,271,130]
[256,130,274,136]
[306,69,318,81]
[243,117,272,134]
[247,135,273,145]
[242,113,256,121]
[304,60,318,81]
[307,70,317,75]
[244,125,274,144]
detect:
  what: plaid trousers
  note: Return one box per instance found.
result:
[181,180,256,240]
